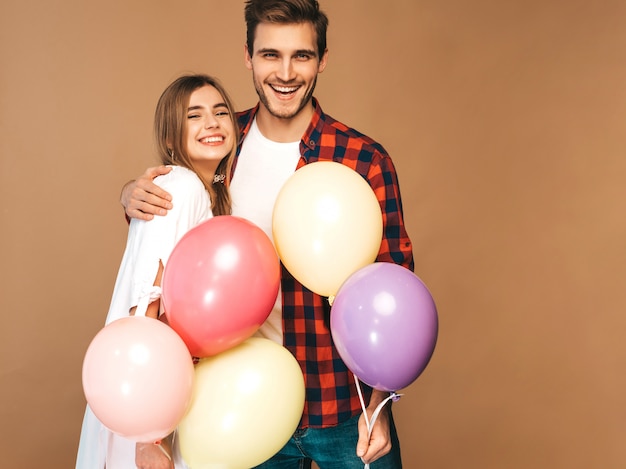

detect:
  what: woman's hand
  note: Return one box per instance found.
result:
[135,440,174,469]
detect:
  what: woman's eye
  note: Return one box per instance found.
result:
[187,114,200,119]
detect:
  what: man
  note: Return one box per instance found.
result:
[122,1,413,467]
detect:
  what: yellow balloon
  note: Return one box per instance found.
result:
[272,161,383,297]
[178,338,305,469]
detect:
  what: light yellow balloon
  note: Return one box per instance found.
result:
[178,338,305,469]
[272,161,383,298]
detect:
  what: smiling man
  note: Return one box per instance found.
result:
[245,21,326,133]
[121,1,414,468]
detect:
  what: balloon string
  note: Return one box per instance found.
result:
[355,373,370,429]
[154,440,172,461]
[353,374,403,469]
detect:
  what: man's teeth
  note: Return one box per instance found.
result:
[201,136,223,143]
[272,85,298,93]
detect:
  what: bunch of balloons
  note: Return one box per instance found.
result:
[273,161,439,394]
[82,160,439,467]
[82,215,305,467]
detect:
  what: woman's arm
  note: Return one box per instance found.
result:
[109,167,212,326]
[129,261,164,319]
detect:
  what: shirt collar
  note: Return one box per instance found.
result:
[238,97,325,152]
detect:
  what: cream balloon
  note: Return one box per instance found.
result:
[272,161,383,298]
[178,338,305,469]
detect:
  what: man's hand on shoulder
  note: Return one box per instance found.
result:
[121,166,174,221]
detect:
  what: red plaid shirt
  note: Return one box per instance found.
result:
[235,99,414,428]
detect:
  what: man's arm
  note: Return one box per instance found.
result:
[355,152,414,464]
[121,166,174,221]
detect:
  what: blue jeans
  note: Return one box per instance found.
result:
[252,413,402,469]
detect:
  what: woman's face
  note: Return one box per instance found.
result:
[185,85,235,173]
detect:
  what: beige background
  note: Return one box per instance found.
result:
[2,0,626,467]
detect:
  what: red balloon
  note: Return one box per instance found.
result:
[162,216,280,357]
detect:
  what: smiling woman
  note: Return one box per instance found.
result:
[75,74,239,469]
[153,75,240,217]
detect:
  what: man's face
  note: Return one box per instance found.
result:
[245,22,328,120]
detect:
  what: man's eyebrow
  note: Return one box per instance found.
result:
[257,47,279,54]
[257,47,317,57]
[295,49,316,56]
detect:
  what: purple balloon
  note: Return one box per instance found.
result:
[330,263,438,392]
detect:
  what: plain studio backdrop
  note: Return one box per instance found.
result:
[1,0,626,467]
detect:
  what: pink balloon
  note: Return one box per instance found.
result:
[82,316,194,442]
[162,216,280,357]
[330,263,438,392]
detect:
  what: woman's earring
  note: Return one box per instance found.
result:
[168,149,175,160]
[213,174,226,184]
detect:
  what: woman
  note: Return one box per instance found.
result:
[76,74,239,469]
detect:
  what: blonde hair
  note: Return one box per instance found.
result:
[154,74,239,216]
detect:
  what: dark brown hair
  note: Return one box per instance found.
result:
[244,0,329,57]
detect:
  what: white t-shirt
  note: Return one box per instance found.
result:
[230,118,301,344]
[76,165,211,469]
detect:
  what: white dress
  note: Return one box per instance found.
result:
[76,166,213,469]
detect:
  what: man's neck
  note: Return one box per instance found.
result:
[255,102,315,143]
